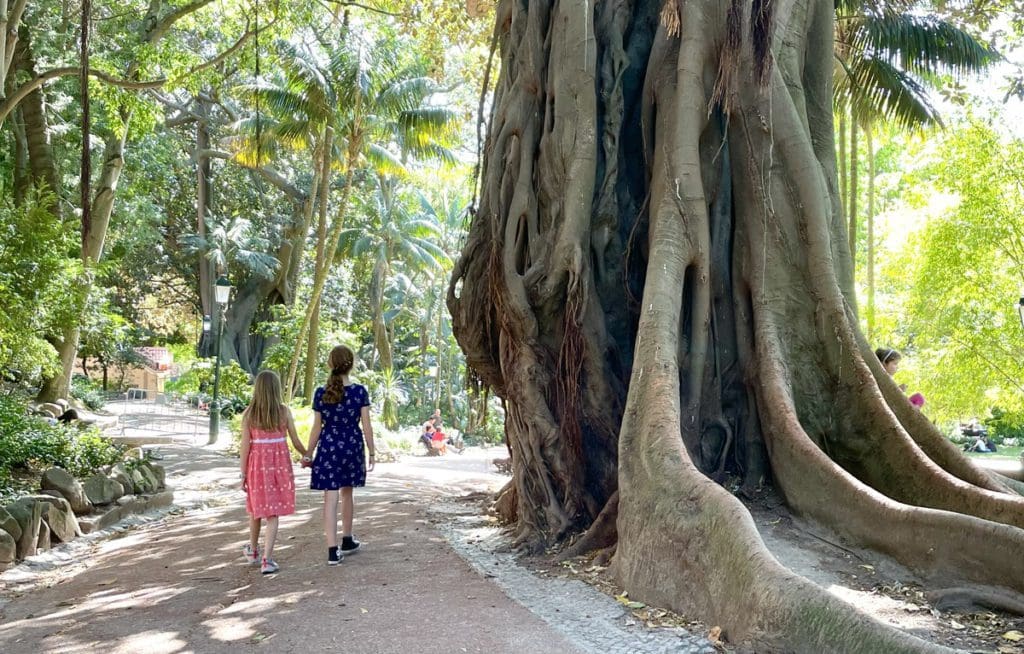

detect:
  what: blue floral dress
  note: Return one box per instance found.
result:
[310,384,371,490]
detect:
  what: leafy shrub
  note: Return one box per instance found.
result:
[984,408,1024,445]
[0,396,123,481]
[166,359,252,417]
[71,374,106,410]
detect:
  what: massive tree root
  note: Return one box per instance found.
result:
[449,0,1024,651]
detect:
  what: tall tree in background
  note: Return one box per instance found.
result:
[264,35,456,400]
[450,1,1024,650]
[833,0,995,332]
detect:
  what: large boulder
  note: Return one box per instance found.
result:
[41,467,93,515]
[5,500,42,558]
[0,527,15,567]
[21,495,80,543]
[110,464,135,495]
[83,474,124,506]
[0,507,22,542]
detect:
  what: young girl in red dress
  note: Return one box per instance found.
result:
[240,370,306,574]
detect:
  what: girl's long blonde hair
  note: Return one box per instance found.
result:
[245,370,285,431]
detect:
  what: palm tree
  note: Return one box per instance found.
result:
[338,178,449,375]
[833,0,996,336]
[255,34,457,400]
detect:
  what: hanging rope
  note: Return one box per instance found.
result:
[80,0,92,247]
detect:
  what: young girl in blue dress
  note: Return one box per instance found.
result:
[303,345,376,565]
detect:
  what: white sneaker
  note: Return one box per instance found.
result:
[261,558,279,574]
[243,544,259,565]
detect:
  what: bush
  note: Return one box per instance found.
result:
[71,374,106,410]
[0,396,123,482]
[166,359,252,417]
[984,408,1024,445]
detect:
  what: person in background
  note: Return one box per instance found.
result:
[875,347,926,410]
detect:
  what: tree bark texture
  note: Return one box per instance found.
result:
[449,1,1024,651]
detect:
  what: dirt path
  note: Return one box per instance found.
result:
[0,445,581,654]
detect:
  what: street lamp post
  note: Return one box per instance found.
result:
[208,277,232,445]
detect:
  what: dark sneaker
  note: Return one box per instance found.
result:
[261,558,279,574]
[243,544,260,565]
[328,546,343,565]
[340,537,361,554]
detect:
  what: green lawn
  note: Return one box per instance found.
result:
[964,445,1023,460]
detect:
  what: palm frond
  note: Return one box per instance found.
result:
[837,55,940,128]
[364,143,408,177]
[853,12,997,78]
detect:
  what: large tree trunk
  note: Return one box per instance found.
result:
[449,1,1024,651]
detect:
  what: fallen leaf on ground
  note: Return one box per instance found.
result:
[1004,630,1024,641]
[708,626,723,645]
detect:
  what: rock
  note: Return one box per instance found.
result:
[124,447,144,460]
[36,519,51,551]
[40,489,66,500]
[0,507,22,542]
[32,495,80,543]
[55,398,69,410]
[130,469,150,494]
[41,467,93,515]
[83,474,124,506]
[37,402,63,418]
[110,464,134,494]
[0,527,15,566]
[148,464,166,490]
[6,500,42,558]
[137,463,160,493]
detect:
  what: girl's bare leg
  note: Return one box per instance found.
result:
[323,490,340,547]
[264,516,279,559]
[249,516,261,552]
[340,487,354,537]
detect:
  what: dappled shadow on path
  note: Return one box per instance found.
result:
[0,449,573,654]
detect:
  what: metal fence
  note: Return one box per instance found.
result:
[107,389,208,445]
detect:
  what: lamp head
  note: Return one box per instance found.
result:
[215,277,232,305]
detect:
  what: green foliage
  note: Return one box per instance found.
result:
[0,396,123,482]
[984,408,1024,444]
[0,188,79,383]
[166,359,253,416]
[71,375,107,410]
[870,117,1024,423]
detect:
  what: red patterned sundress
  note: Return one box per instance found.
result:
[245,425,296,519]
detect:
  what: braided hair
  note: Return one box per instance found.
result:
[322,345,355,405]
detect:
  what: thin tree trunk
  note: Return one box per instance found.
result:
[287,128,332,400]
[285,130,360,399]
[866,122,875,340]
[303,295,321,402]
[838,108,847,218]
[848,118,859,265]
[196,100,214,356]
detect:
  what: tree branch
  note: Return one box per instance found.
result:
[146,0,217,45]
[200,148,307,201]
[323,0,402,17]
[0,67,165,125]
